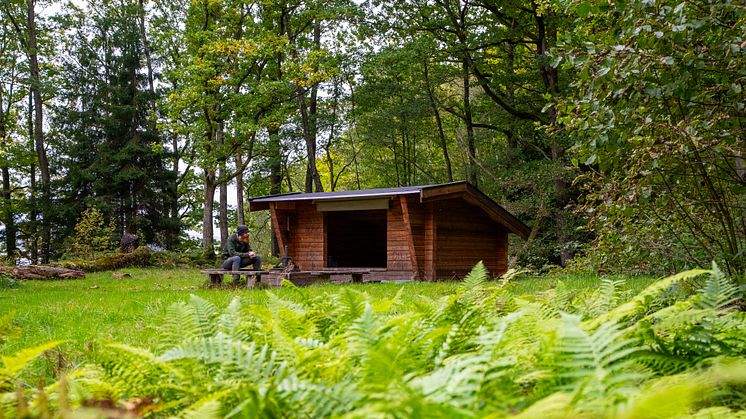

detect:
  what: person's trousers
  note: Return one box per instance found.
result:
[221,255,261,280]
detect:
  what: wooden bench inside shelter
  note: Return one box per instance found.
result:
[200,269,269,288]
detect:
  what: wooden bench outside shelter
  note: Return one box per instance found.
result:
[200,269,269,288]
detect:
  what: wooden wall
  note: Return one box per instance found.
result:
[270,196,508,280]
[272,201,326,271]
[433,199,508,279]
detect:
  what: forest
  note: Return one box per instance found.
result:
[0,0,744,275]
[1,1,745,417]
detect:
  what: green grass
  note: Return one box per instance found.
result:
[0,267,656,364]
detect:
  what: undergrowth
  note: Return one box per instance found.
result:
[1,262,745,418]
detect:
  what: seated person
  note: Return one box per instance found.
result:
[221,225,261,279]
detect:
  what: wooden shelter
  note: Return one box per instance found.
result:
[249,182,530,281]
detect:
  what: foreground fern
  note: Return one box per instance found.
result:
[2,265,745,418]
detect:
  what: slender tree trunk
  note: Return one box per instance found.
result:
[299,21,323,193]
[268,126,282,256]
[235,152,246,226]
[28,92,37,263]
[462,57,477,187]
[534,3,570,266]
[0,86,16,259]
[219,178,228,247]
[202,170,217,258]
[26,0,50,262]
[423,58,452,182]
[215,121,229,248]
[1,167,15,259]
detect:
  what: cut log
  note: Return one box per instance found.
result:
[0,265,85,280]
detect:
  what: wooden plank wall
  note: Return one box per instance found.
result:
[434,199,508,279]
[276,201,325,270]
[385,198,417,280]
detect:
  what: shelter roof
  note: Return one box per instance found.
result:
[249,181,530,239]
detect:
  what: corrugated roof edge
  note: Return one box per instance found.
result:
[248,181,467,203]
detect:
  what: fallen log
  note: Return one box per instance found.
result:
[0,265,85,280]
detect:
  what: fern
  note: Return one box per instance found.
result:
[160,333,284,384]
[188,294,220,337]
[584,278,623,318]
[176,399,222,419]
[0,341,64,391]
[693,263,742,310]
[217,297,249,341]
[587,268,710,329]
[459,261,489,306]
[553,314,646,405]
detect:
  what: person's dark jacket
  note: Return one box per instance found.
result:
[221,234,253,260]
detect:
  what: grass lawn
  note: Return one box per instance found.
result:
[0,267,656,364]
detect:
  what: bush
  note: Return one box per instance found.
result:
[0,275,19,289]
[70,208,117,258]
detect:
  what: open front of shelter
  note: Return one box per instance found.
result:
[249,181,530,282]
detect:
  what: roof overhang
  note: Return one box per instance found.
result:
[248,181,530,239]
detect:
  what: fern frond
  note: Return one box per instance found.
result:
[0,341,64,390]
[583,278,623,318]
[555,314,646,401]
[174,399,222,419]
[217,297,249,341]
[276,376,362,418]
[97,343,185,399]
[159,334,283,383]
[344,302,379,356]
[460,261,489,306]
[409,352,490,411]
[513,392,579,419]
[159,302,201,349]
[188,294,219,337]
[587,268,710,329]
[693,263,742,311]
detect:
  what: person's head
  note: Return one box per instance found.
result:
[236,225,249,242]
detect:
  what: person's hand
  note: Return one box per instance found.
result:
[248,251,256,258]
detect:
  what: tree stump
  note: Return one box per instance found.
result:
[120,233,139,253]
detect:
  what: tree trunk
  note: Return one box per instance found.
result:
[268,126,282,256]
[0,84,16,259]
[235,152,246,226]
[423,58,452,182]
[27,0,50,262]
[28,93,37,263]
[202,171,217,258]
[0,265,85,280]
[219,177,228,247]
[299,21,323,193]
[215,121,229,248]
[534,3,570,266]
[2,167,15,259]
[462,57,477,187]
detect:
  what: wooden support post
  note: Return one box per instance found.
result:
[399,195,419,279]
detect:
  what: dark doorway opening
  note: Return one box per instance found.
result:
[326,210,387,268]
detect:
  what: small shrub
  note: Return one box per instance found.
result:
[71,208,117,258]
[0,274,19,289]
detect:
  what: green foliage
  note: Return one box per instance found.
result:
[3,264,745,417]
[562,0,746,275]
[70,208,117,257]
[0,274,20,290]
